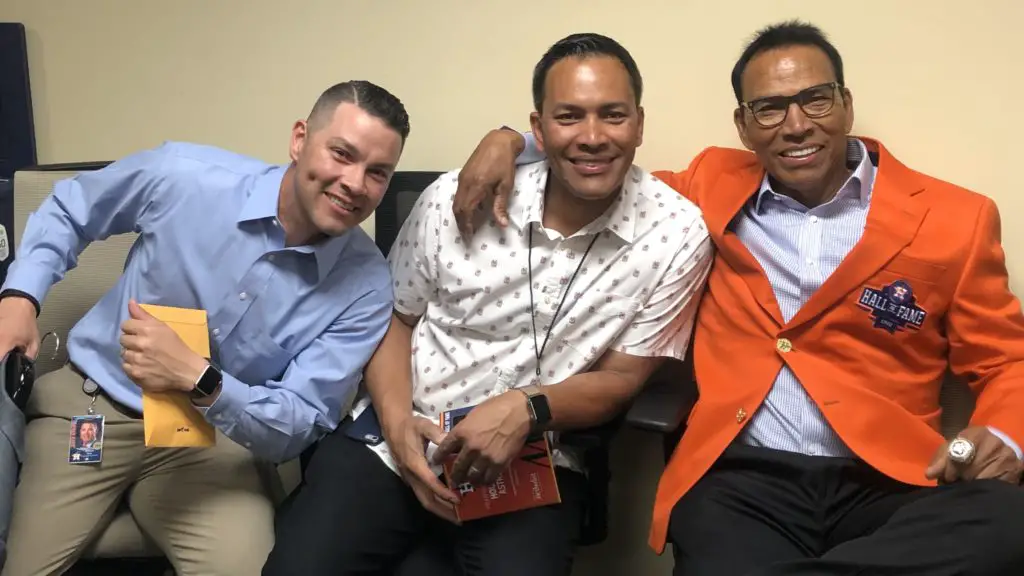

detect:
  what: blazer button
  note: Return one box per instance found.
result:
[776,338,793,353]
[736,408,747,423]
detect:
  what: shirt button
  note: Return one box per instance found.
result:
[809,215,819,224]
[808,445,818,456]
[268,254,276,262]
[806,258,815,266]
[239,292,248,300]
[776,338,793,353]
[212,328,220,337]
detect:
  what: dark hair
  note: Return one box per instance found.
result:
[532,33,643,112]
[730,20,845,103]
[307,80,411,142]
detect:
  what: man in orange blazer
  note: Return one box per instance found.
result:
[450,20,1024,576]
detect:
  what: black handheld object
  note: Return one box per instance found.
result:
[1,347,34,411]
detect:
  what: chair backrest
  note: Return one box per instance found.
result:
[12,163,135,375]
[374,171,445,257]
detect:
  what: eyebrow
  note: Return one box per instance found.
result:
[327,137,396,172]
[747,82,835,102]
[550,101,632,111]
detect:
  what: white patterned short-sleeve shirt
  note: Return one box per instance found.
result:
[352,160,713,474]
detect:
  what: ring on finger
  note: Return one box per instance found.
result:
[948,436,976,465]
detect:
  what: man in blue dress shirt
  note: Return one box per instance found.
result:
[0,80,407,576]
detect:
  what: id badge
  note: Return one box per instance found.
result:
[69,414,104,464]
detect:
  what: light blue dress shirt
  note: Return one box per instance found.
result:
[732,139,872,457]
[515,134,1022,460]
[2,142,393,463]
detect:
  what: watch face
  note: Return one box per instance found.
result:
[530,394,552,425]
[195,366,221,396]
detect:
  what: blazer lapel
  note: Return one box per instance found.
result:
[784,141,927,331]
[705,164,786,326]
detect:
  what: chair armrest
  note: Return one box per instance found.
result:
[560,418,621,450]
[625,359,697,434]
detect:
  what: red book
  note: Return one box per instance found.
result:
[439,405,561,521]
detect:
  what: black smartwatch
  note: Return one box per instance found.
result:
[524,390,552,433]
[190,365,222,399]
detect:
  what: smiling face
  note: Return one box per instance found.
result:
[734,44,855,205]
[284,102,404,244]
[79,422,97,444]
[531,55,644,204]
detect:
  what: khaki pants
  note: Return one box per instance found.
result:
[1,366,275,576]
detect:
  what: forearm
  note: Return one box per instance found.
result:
[490,127,546,166]
[971,376,1024,458]
[538,364,661,431]
[364,313,417,435]
[203,372,351,463]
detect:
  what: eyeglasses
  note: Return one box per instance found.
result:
[740,82,842,128]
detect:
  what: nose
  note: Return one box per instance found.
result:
[779,102,813,139]
[577,116,610,150]
[338,164,368,197]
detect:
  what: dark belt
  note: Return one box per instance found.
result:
[67,362,142,419]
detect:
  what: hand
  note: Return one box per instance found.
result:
[119,300,208,393]
[925,425,1023,484]
[452,128,524,236]
[0,295,40,359]
[385,415,462,524]
[432,391,532,486]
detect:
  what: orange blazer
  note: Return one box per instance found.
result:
[647,138,1024,552]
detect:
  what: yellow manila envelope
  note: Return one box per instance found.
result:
[139,304,216,447]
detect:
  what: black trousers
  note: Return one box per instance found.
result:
[669,444,1024,576]
[262,421,587,576]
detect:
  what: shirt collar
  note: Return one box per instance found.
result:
[507,160,640,244]
[754,138,876,213]
[236,164,350,282]
[237,165,286,224]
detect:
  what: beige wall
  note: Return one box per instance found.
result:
[2,1,1021,574]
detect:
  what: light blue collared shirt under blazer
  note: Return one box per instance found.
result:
[2,142,393,463]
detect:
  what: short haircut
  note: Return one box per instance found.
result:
[307,80,411,142]
[731,20,845,103]
[531,32,643,113]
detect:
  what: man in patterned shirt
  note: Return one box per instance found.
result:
[264,33,713,576]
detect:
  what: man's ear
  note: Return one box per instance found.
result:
[733,107,754,151]
[529,111,546,153]
[290,120,308,163]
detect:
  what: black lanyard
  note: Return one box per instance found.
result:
[527,224,599,378]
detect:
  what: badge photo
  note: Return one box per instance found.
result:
[69,414,105,464]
